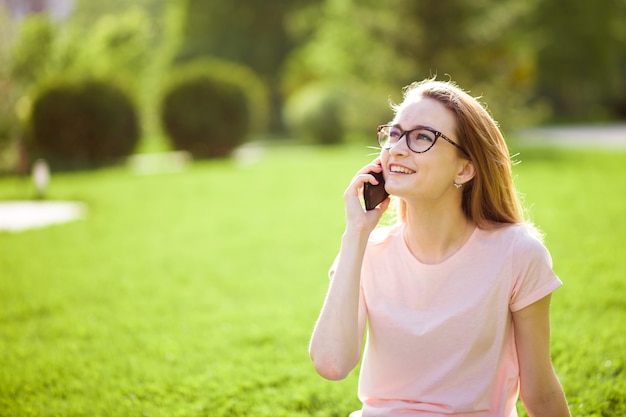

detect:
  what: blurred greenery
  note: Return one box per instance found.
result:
[283,81,346,145]
[1,0,625,172]
[29,79,141,170]
[178,0,319,132]
[0,145,624,416]
[161,57,270,136]
[0,0,173,173]
[533,0,626,120]
[160,61,251,158]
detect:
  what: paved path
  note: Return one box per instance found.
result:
[0,201,86,232]
[516,123,626,149]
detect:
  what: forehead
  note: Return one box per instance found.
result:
[393,97,457,134]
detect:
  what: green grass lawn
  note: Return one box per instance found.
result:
[0,144,624,417]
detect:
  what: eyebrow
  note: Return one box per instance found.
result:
[391,123,439,132]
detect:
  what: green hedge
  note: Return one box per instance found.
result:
[160,58,269,159]
[29,79,140,170]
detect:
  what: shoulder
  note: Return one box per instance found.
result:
[367,224,402,246]
[473,222,554,270]
[509,223,551,261]
[489,223,557,283]
[363,224,403,260]
[480,222,546,250]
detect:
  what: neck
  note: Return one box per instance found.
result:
[403,202,474,264]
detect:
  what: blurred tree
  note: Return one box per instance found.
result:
[177,0,319,133]
[283,81,346,145]
[0,0,199,172]
[532,0,626,121]
[4,6,154,101]
[0,4,20,172]
[70,0,161,25]
[0,13,57,173]
[0,4,155,172]
[69,0,169,114]
[8,14,56,87]
[284,0,546,135]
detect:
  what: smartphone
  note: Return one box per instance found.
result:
[363,170,389,210]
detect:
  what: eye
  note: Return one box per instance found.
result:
[410,129,435,142]
[388,128,402,140]
[417,133,434,142]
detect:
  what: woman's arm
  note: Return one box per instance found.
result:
[513,295,571,417]
[309,231,369,380]
[309,161,389,381]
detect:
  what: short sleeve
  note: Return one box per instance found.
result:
[509,229,563,312]
[327,226,395,280]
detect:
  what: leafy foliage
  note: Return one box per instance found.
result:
[29,79,140,170]
[160,60,252,158]
[285,0,549,131]
[177,0,319,130]
[2,0,625,171]
[0,14,56,171]
[0,6,154,171]
[532,0,626,121]
[0,73,21,173]
[7,8,153,96]
[283,82,345,145]
[8,15,56,87]
[167,58,270,136]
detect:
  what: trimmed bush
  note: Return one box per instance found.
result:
[30,79,140,170]
[160,59,268,159]
[283,83,345,145]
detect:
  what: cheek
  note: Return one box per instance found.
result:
[415,159,457,188]
[379,149,390,165]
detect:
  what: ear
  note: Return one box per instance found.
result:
[455,159,476,186]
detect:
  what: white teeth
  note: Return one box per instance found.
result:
[390,165,415,174]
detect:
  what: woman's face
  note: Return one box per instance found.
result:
[380,96,468,203]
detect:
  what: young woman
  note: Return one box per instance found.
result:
[309,79,571,417]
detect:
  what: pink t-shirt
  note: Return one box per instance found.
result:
[347,223,562,417]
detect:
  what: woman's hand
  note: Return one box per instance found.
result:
[311,160,388,380]
[343,159,390,235]
[310,160,389,380]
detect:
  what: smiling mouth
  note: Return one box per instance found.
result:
[389,165,416,174]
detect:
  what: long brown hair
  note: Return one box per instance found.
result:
[393,79,525,228]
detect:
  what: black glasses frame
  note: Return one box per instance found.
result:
[377,124,469,156]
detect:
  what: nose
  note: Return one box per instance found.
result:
[389,135,410,157]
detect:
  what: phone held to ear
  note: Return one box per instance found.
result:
[363,170,389,210]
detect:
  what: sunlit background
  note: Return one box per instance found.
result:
[0,1,625,416]
[1,0,625,173]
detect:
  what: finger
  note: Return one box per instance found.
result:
[357,161,383,176]
[348,172,377,190]
[345,175,373,201]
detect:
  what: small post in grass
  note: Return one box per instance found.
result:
[32,159,50,200]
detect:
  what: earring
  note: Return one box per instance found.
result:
[454,183,462,189]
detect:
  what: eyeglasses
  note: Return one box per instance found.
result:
[377,124,469,156]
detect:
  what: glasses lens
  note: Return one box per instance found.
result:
[406,128,437,152]
[378,126,438,153]
[378,126,401,148]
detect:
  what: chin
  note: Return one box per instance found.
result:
[383,183,405,197]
